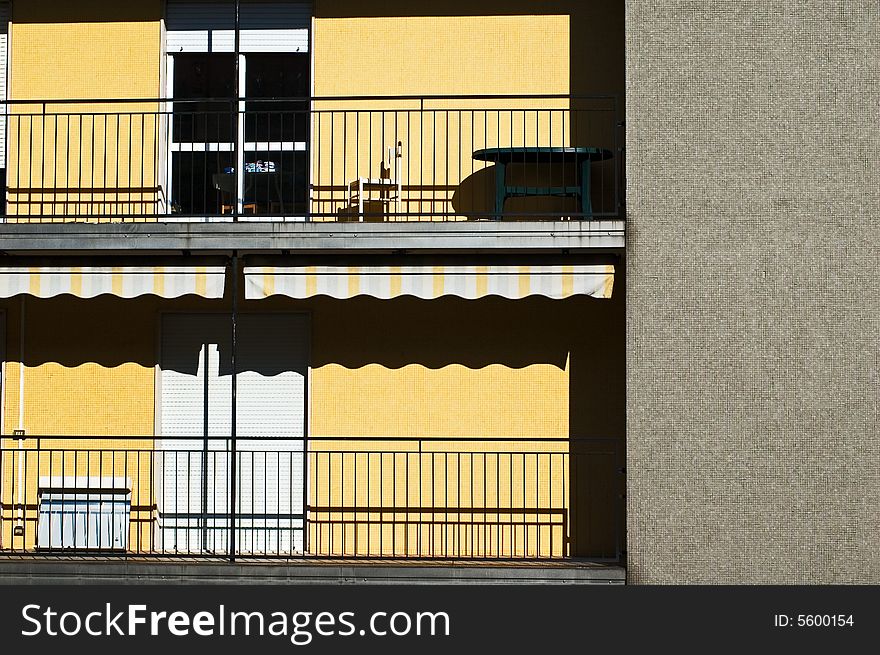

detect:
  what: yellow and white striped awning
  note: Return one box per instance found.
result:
[244,265,614,300]
[0,266,226,299]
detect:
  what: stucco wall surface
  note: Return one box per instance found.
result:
[625,1,879,583]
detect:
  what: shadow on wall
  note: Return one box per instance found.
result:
[0,268,625,557]
[11,0,163,23]
[314,0,626,100]
[317,0,626,220]
[306,289,626,442]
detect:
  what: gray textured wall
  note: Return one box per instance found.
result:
[625,2,879,583]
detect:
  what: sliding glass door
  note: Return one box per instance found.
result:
[165,0,311,219]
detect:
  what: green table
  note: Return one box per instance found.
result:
[472,146,613,219]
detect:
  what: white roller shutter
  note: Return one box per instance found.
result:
[166,1,310,53]
[157,312,308,555]
[157,314,231,554]
[0,311,4,437]
[239,1,310,52]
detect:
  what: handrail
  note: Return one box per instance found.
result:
[0,94,624,222]
[1,435,621,442]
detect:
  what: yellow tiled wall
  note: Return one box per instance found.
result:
[1,1,623,221]
[312,363,567,438]
[0,292,622,556]
[9,1,163,100]
[1,297,156,437]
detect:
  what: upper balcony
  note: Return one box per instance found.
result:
[0,95,622,229]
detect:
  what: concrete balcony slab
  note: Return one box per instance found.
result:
[0,558,626,585]
[0,220,625,254]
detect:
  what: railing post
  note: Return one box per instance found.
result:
[616,90,625,216]
[616,441,626,564]
[233,0,243,221]
[0,435,3,549]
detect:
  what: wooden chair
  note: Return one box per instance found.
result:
[348,141,402,220]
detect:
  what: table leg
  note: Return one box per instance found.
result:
[494,162,506,220]
[580,160,592,218]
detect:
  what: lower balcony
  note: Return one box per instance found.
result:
[0,437,623,563]
[0,254,625,582]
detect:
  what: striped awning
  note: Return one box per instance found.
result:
[0,266,226,299]
[244,265,614,300]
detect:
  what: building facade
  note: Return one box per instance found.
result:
[626,1,878,583]
[0,1,627,579]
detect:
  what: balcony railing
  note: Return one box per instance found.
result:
[0,436,624,561]
[0,95,623,223]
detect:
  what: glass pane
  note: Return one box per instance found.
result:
[173,54,236,143]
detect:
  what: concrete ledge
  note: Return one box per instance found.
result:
[0,220,625,253]
[0,559,625,585]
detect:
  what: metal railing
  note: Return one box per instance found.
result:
[0,95,623,223]
[0,436,624,561]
